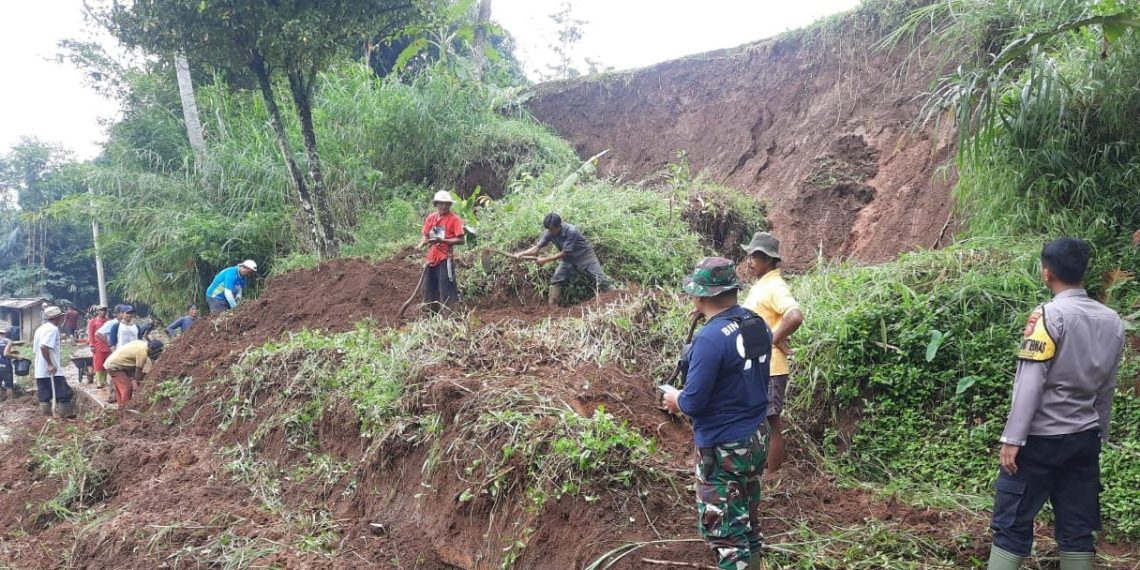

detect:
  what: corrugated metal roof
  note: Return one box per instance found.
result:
[0,298,46,310]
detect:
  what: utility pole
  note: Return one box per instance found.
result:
[89,187,107,306]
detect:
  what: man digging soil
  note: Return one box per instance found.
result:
[511,213,614,305]
[206,260,258,314]
[105,339,164,412]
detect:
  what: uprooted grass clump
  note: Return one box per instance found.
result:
[28,428,111,527]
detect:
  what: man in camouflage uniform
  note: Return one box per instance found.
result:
[663,257,772,570]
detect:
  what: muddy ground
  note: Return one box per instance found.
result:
[0,258,1135,569]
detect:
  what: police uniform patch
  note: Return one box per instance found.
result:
[1017,306,1056,361]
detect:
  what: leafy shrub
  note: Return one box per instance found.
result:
[792,241,1140,536]
[318,64,577,195]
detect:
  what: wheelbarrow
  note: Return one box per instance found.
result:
[70,346,94,384]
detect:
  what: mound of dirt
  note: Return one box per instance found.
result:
[149,257,424,383]
[528,17,958,268]
[151,257,624,386]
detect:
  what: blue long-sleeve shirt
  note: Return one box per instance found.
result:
[678,306,771,448]
[166,315,196,337]
[206,266,246,307]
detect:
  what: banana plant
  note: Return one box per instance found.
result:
[389,0,503,76]
[449,185,491,245]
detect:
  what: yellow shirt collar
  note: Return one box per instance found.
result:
[756,268,783,284]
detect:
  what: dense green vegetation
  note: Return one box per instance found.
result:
[792,243,1140,537]
[789,0,1140,540]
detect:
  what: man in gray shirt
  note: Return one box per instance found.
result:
[987,237,1125,570]
[511,213,614,305]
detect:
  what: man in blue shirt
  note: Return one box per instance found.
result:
[166,304,199,337]
[206,260,257,314]
[663,257,771,570]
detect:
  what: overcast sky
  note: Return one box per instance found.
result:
[0,0,860,160]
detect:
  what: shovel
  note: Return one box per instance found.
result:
[398,264,430,319]
[49,369,59,418]
[478,249,539,272]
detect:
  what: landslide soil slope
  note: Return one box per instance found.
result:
[3,258,1133,569]
[0,259,975,569]
[527,18,956,268]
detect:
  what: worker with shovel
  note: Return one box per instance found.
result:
[33,306,75,418]
[510,213,613,305]
[417,191,465,314]
[660,257,771,570]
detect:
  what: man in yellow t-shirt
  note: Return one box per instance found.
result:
[105,339,164,410]
[741,232,804,473]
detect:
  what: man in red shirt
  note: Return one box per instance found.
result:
[86,305,113,401]
[418,191,465,314]
[62,306,81,343]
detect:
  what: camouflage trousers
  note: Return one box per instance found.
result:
[694,425,769,570]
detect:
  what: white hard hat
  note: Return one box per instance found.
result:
[431,190,454,204]
[239,259,258,271]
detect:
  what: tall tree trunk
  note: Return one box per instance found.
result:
[174,51,207,164]
[288,70,338,258]
[249,55,330,258]
[473,0,493,80]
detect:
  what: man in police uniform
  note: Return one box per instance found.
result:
[662,257,771,570]
[988,238,1125,570]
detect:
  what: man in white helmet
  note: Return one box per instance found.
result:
[206,260,258,314]
[417,191,465,314]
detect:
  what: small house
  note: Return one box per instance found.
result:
[0,298,47,341]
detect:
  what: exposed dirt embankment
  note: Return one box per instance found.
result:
[528,21,956,266]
